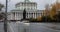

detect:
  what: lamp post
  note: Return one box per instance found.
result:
[4,0,8,32]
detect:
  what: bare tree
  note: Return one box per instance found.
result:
[0,3,4,21]
[0,3,4,11]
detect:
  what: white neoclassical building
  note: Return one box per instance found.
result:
[7,0,45,21]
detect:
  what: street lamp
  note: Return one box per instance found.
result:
[4,0,8,32]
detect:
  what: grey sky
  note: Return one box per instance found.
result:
[0,0,56,11]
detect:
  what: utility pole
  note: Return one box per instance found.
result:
[4,0,8,32]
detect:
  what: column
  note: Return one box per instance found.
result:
[17,12,19,20]
[32,13,34,18]
[32,13,33,18]
[35,12,37,18]
[17,12,18,20]
[36,12,37,18]
[26,13,27,18]
[26,13,28,18]
[11,13,13,20]
[30,13,32,18]
[19,13,21,20]
[28,13,30,18]
[13,12,15,20]
[16,12,17,20]
[33,13,34,18]
[29,13,30,18]
[34,13,35,18]
[15,12,16,20]
[30,13,31,18]
[27,13,29,18]
[28,13,29,18]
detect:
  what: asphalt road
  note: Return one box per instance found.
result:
[0,22,60,32]
[28,23,60,32]
[8,22,60,32]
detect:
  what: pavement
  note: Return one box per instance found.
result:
[0,22,4,32]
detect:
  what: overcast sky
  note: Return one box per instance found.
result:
[0,0,56,11]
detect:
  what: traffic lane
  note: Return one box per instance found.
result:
[7,22,60,32]
[28,23,60,32]
[40,23,60,31]
[8,22,29,32]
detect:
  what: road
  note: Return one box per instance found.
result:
[28,23,60,32]
[7,22,60,32]
[0,22,60,32]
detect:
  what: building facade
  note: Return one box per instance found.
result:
[7,0,45,20]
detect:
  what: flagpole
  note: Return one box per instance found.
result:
[4,0,8,32]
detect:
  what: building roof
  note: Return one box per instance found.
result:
[16,0,37,5]
[11,9,44,13]
[24,0,30,2]
[15,2,37,6]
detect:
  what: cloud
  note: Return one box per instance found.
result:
[0,0,56,11]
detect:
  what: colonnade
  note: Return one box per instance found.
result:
[26,12,44,19]
[10,12,45,20]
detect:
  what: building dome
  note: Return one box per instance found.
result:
[24,0,30,2]
[15,0,37,10]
